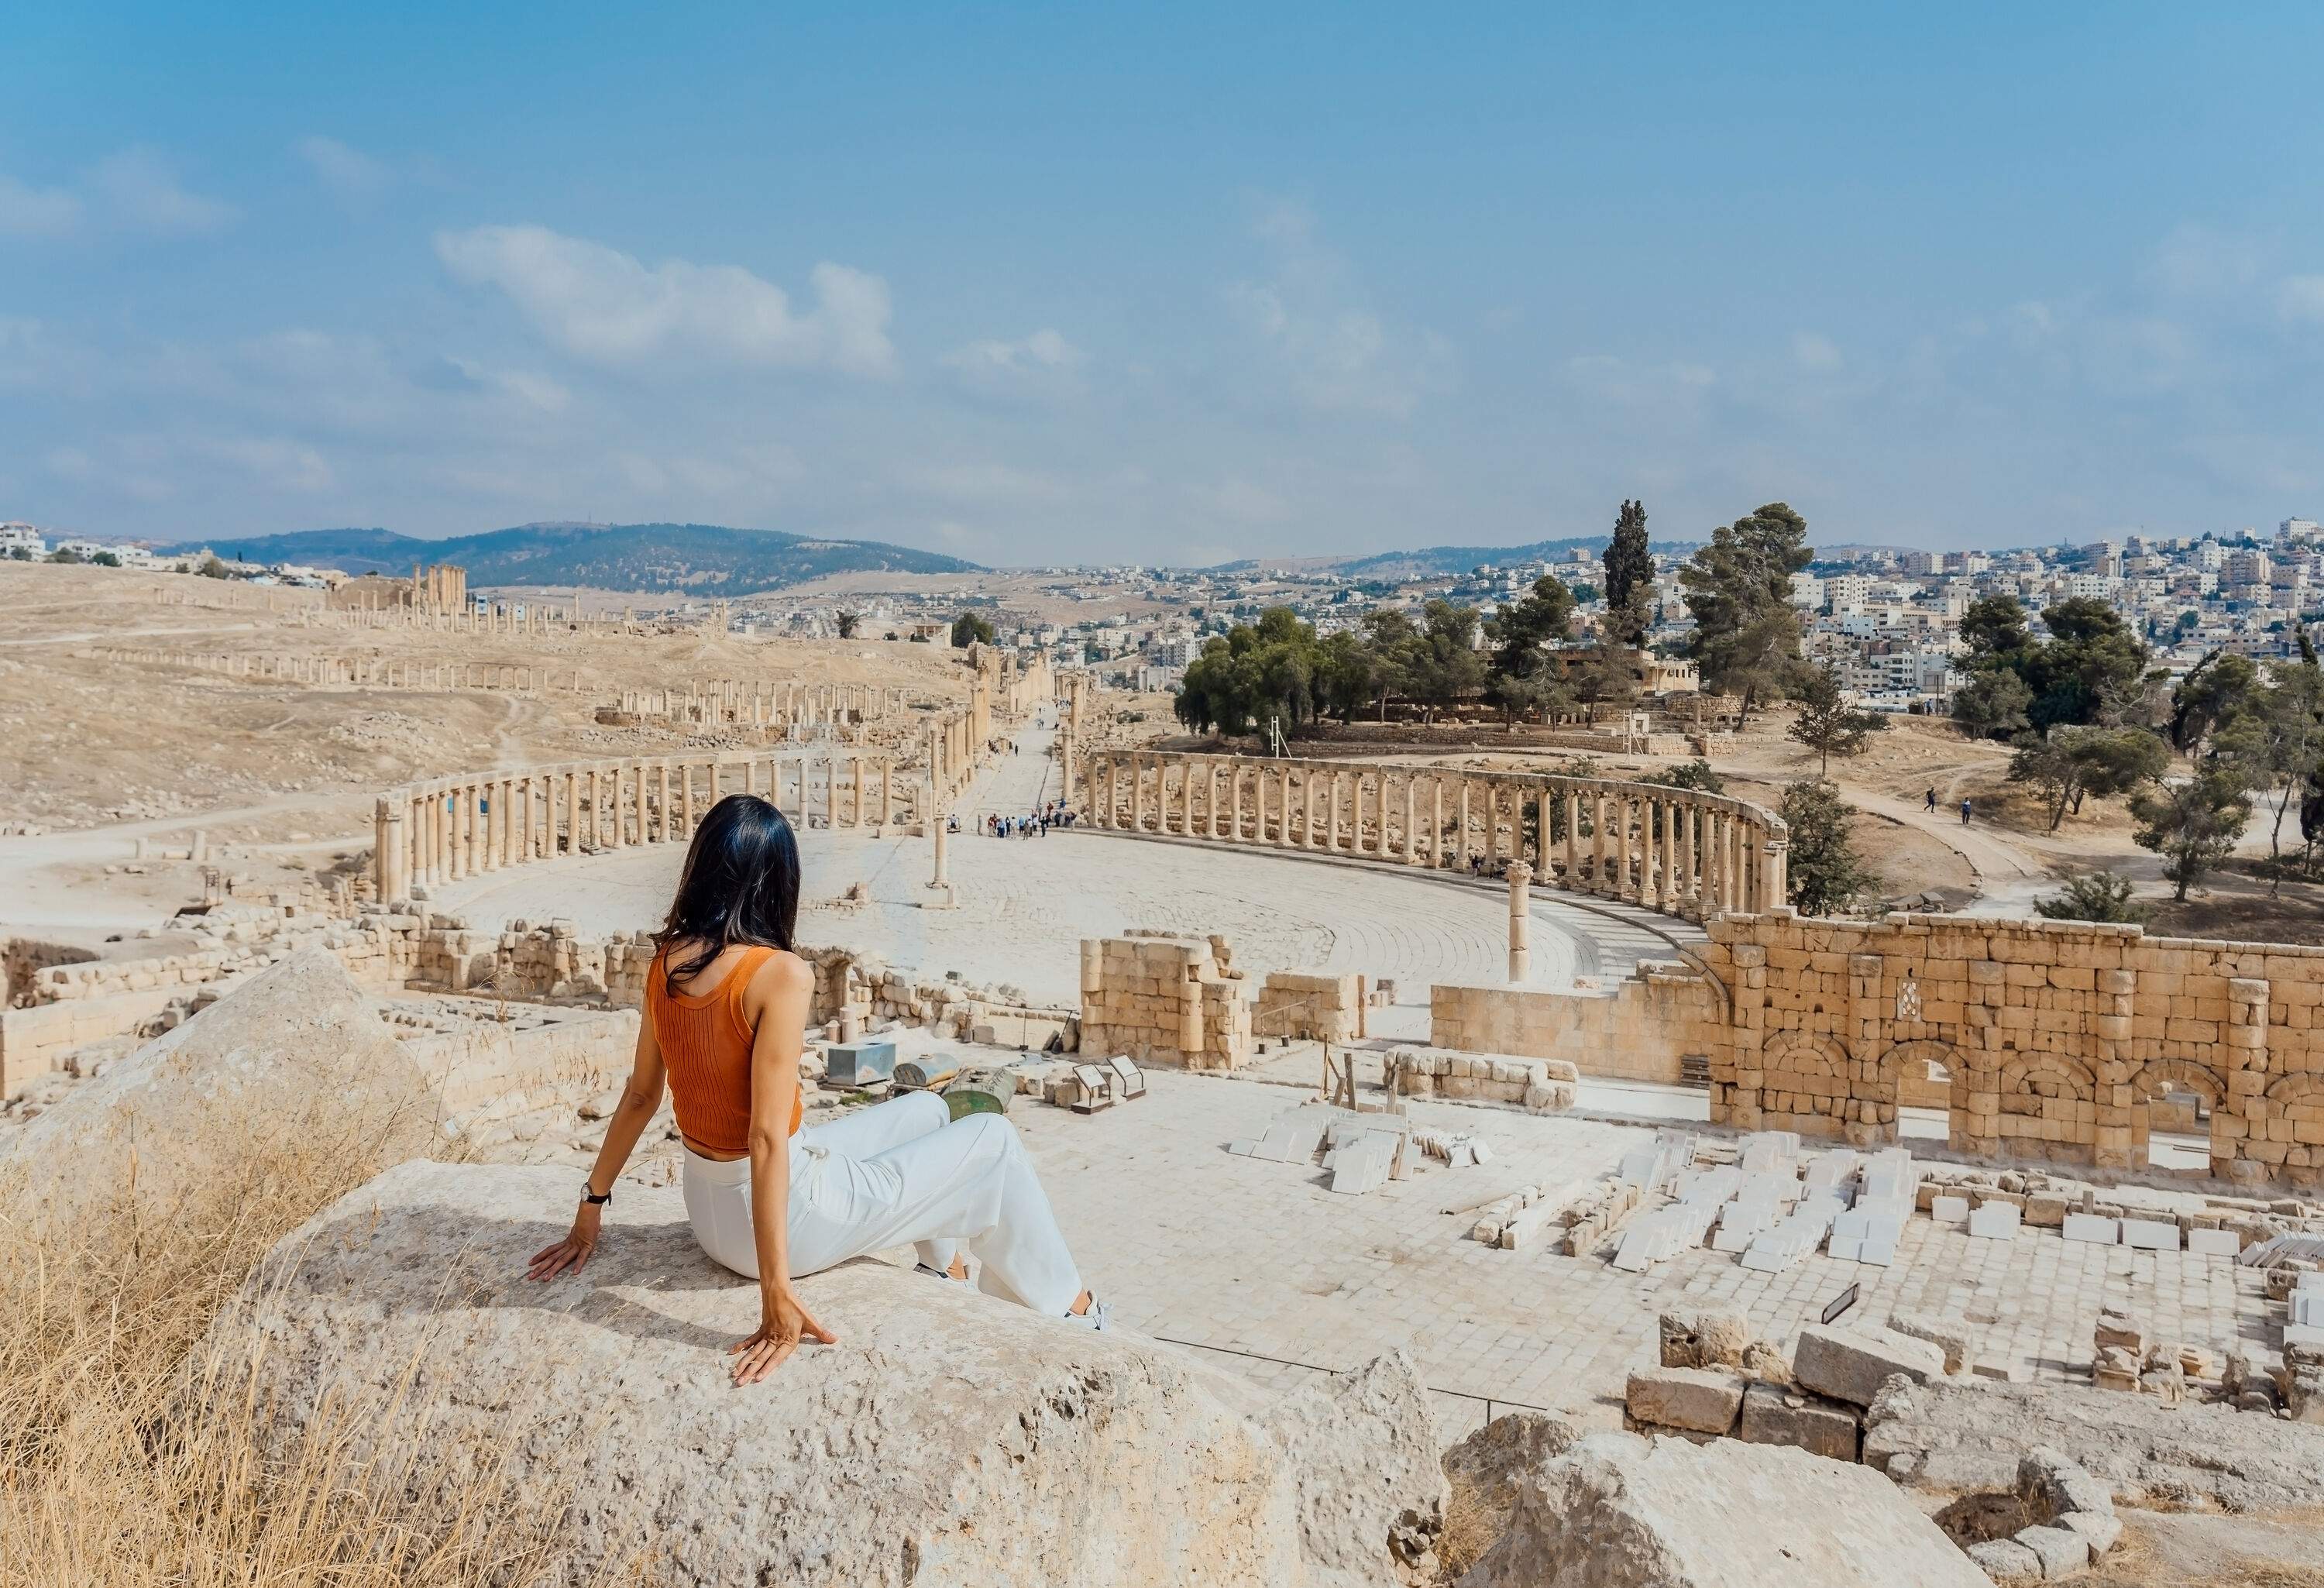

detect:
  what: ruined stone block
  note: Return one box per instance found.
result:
[1737,1380,1858,1461]
[1791,1324,1947,1407]
[1624,1366,1744,1435]
[1658,1304,1750,1370]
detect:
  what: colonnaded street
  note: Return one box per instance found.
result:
[438,724,1700,1022]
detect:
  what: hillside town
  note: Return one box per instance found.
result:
[18,514,2322,713]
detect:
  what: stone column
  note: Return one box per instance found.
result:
[1637,793,1657,907]
[499,775,515,866]
[1430,777,1445,867]
[1616,796,1635,902]
[825,756,839,829]
[852,757,866,827]
[1760,835,1787,914]
[927,792,954,908]
[1130,754,1147,832]
[880,759,895,827]
[444,785,463,881]
[1228,761,1243,841]
[610,765,626,850]
[1507,861,1532,983]
[376,799,407,903]
[1329,769,1345,852]
[1456,779,1472,869]
[657,762,672,842]
[1402,776,1418,863]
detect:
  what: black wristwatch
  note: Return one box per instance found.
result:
[581,1182,611,1206]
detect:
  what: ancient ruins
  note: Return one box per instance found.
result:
[5,555,2322,1586]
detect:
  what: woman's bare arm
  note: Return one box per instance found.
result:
[728,951,837,1384]
[526,1010,666,1280]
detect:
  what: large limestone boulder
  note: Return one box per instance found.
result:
[218,1160,1445,1588]
[1459,1430,1987,1587]
[0,949,438,1234]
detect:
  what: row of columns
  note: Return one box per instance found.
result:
[617,681,911,726]
[100,648,579,692]
[375,751,909,902]
[1080,751,1788,922]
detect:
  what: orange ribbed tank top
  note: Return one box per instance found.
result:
[646,945,803,1154]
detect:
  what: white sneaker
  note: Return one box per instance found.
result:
[1062,1296,1111,1331]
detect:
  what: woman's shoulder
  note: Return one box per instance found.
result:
[741,945,813,998]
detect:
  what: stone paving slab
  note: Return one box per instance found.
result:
[1013,1071,2273,1440]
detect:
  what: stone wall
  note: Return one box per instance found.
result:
[1078,930,1253,1071]
[1256,969,1365,1043]
[1078,748,1788,924]
[1429,968,1718,1085]
[1685,909,2324,1187]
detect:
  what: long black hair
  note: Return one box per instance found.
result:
[655,794,801,996]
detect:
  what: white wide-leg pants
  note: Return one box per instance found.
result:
[682,1091,1085,1316]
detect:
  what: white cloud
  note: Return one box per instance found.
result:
[295,135,392,206]
[2148,223,2263,296]
[435,224,896,376]
[1227,198,1451,418]
[0,171,82,238]
[940,327,1085,402]
[2278,276,2324,325]
[91,147,237,235]
[1792,332,1843,372]
[942,327,1083,376]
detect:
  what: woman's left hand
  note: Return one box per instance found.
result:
[729,1284,837,1385]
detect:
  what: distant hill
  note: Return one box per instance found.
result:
[1272,534,1702,580]
[163,522,981,594]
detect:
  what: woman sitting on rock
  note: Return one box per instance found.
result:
[526,792,1106,1384]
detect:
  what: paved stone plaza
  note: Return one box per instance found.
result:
[1009,1069,2271,1438]
[436,726,1697,1016]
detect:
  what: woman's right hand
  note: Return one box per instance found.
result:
[527,1203,603,1280]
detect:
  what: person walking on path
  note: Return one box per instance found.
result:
[1924,787,1937,813]
[1960,798,1972,827]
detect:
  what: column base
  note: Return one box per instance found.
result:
[922,883,957,909]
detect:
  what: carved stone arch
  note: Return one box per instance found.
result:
[1758,1029,1852,1114]
[1874,1038,1962,1126]
[1998,1050,2095,1098]
[2125,1058,2226,1109]
[1994,1051,2097,1160]
[2266,1071,2324,1110]
[1875,1038,1965,1084]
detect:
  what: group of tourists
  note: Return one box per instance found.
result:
[985,800,1074,838]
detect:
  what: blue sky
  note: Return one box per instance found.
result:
[5,4,2322,564]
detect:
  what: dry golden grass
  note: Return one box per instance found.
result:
[1433,1469,1502,1584]
[0,1114,579,1587]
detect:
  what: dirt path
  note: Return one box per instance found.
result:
[0,790,357,939]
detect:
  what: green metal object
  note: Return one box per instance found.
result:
[944,1067,1016,1121]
